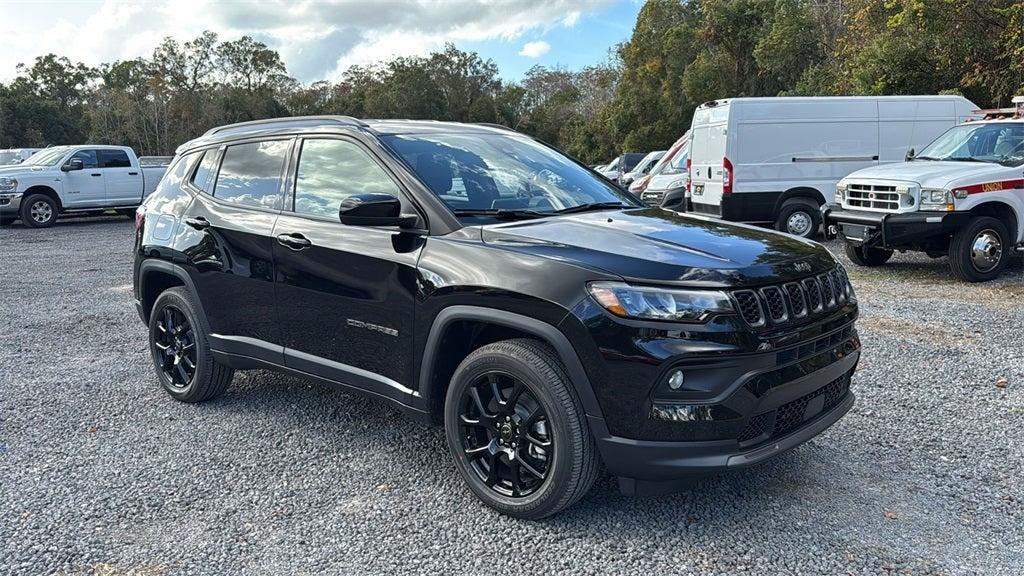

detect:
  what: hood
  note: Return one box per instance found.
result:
[843,161,1008,189]
[647,172,688,191]
[0,164,50,177]
[480,208,836,288]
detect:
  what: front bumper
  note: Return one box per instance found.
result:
[823,205,972,249]
[640,185,687,209]
[0,192,23,214]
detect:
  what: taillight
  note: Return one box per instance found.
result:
[722,157,733,194]
[685,158,692,194]
[135,205,146,233]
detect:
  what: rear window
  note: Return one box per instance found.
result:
[213,141,289,209]
[99,149,132,168]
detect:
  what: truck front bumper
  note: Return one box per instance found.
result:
[0,192,23,214]
[823,205,972,249]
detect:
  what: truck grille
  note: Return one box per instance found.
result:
[640,189,665,206]
[731,267,853,329]
[846,183,901,211]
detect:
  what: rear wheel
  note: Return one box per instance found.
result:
[776,198,821,238]
[148,287,234,402]
[20,194,57,228]
[949,216,1009,282]
[845,242,893,267]
[444,339,599,519]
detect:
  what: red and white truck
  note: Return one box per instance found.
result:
[825,97,1024,281]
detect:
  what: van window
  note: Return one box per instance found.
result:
[293,139,402,218]
[213,140,289,209]
[99,149,132,168]
[191,150,218,194]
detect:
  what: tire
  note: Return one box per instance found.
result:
[444,338,600,519]
[948,216,1010,282]
[20,194,58,228]
[148,286,234,402]
[775,198,821,238]
[845,242,893,267]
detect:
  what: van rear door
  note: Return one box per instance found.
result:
[689,103,730,216]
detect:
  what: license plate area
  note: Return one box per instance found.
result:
[693,184,704,197]
[841,223,874,242]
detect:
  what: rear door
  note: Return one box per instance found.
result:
[689,104,730,215]
[271,136,423,398]
[98,149,143,205]
[176,139,290,356]
[60,149,105,208]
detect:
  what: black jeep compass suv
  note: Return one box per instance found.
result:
[133,116,860,519]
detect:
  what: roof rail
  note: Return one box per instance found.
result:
[203,115,369,137]
[473,122,518,133]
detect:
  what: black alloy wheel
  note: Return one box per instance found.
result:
[152,304,197,388]
[458,371,553,498]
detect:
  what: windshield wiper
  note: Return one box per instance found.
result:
[914,155,938,161]
[552,202,629,215]
[947,157,988,163]
[452,208,546,219]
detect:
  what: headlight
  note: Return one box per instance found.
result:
[835,183,846,203]
[920,188,953,211]
[666,177,687,189]
[0,177,17,192]
[588,282,733,322]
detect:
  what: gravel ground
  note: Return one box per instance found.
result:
[1,217,1022,576]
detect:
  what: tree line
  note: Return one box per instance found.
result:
[0,0,1021,164]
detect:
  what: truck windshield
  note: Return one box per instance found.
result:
[382,132,638,215]
[22,147,71,167]
[0,151,20,165]
[917,123,1024,167]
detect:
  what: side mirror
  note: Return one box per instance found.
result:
[905,148,915,162]
[61,158,84,172]
[339,194,417,228]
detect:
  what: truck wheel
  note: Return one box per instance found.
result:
[20,194,58,228]
[949,216,1009,282]
[444,338,599,519]
[845,242,893,267]
[776,198,821,238]
[149,287,234,402]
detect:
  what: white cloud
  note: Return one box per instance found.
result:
[0,0,612,82]
[518,40,551,59]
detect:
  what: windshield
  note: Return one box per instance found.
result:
[382,132,638,215]
[0,151,20,165]
[23,147,71,167]
[917,123,1024,166]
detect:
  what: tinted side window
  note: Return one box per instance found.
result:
[71,149,98,169]
[213,141,289,209]
[190,150,218,194]
[293,139,401,218]
[98,149,132,168]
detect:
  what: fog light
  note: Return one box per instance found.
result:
[667,370,685,390]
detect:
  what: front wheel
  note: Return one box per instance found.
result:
[845,242,893,267]
[444,339,599,519]
[149,287,234,402]
[949,216,1010,282]
[20,194,58,228]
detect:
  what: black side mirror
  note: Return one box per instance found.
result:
[339,194,417,228]
[61,158,84,172]
[905,148,915,162]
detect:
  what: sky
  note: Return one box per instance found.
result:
[0,0,642,83]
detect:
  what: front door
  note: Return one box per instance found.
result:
[271,136,424,399]
[61,149,105,208]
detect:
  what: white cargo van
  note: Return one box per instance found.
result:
[688,95,979,237]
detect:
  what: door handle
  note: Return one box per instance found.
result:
[277,233,312,250]
[184,216,211,230]
[128,171,138,175]
[91,173,102,177]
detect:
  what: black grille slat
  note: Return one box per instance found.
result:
[830,269,847,304]
[738,412,774,442]
[733,290,764,327]
[760,286,788,323]
[819,273,836,309]
[783,283,807,317]
[803,278,823,312]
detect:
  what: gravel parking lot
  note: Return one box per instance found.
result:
[1,217,1022,575]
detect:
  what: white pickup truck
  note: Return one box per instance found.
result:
[825,104,1024,282]
[0,145,169,228]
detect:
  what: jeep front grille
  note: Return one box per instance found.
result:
[846,183,901,211]
[731,267,853,329]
